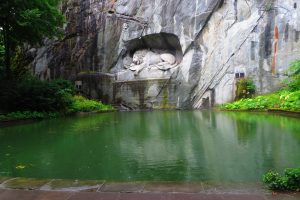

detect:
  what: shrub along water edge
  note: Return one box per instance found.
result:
[221,60,300,112]
[263,168,300,191]
[0,78,115,122]
[0,96,115,122]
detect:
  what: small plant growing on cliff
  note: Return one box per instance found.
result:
[263,3,274,12]
[286,60,300,91]
[263,168,300,191]
[235,78,256,100]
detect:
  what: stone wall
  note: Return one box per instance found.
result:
[191,0,300,108]
[113,79,177,110]
[76,72,115,103]
[31,0,300,109]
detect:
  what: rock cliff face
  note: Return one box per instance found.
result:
[32,0,300,109]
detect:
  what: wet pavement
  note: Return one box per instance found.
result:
[1,189,300,200]
[0,177,299,200]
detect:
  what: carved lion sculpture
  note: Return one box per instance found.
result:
[129,49,177,74]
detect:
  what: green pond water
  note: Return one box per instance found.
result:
[0,111,299,183]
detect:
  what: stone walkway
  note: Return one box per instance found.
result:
[1,189,300,200]
[0,177,299,200]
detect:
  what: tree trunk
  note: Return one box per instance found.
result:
[3,22,11,79]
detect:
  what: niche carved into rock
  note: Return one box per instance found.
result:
[118,33,183,81]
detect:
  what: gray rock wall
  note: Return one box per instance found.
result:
[192,0,300,108]
[32,0,300,109]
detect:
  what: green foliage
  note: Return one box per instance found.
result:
[16,79,74,112]
[263,168,300,191]
[0,33,4,77]
[0,0,64,77]
[0,76,114,121]
[68,95,115,113]
[0,111,59,121]
[0,0,64,45]
[221,90,300,111]
[0,95,114,121]
[236,78,256,100]
[222,61,300,112]
[0,95,115,121]
[0,78,74,112]
[10,47,33,79]
[286,60,300,92]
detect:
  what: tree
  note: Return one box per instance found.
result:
[0,0,64,78]
[0,33,4,79]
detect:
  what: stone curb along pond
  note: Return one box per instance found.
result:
[0,177,267,193]
[0,177,300,200]
[0,176,275,197]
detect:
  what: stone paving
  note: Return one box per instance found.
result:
[0,177,299,200]
[1,189,300,200]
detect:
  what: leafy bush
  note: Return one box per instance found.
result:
[0,77,115,121]
[236,78,256,100]
[68,95,114,113]
[0,96,114,121]
[0,78,74,112]
[286,60,300,92]
[263,168,300,191]
[1,111,59,121]
[222,61,300,112]
[0,34,4,80]
[221,90,300,111]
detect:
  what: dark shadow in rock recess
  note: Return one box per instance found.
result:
[125,33,183,63]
